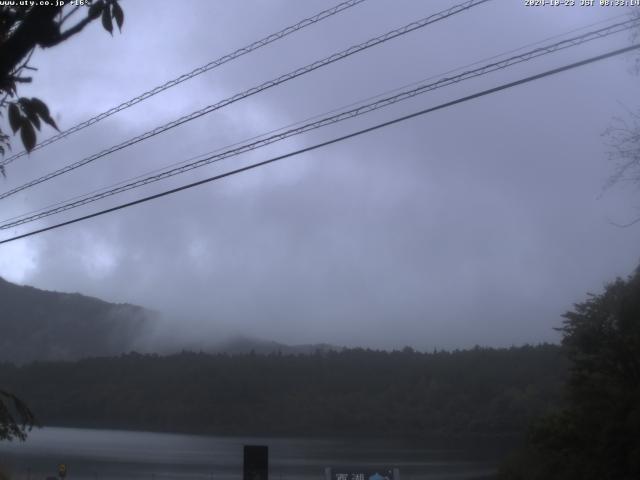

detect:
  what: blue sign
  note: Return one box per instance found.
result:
[326,467,398,480]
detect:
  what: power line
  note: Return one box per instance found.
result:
[0,0,368,167]
[0,0,492,201]
[1,43,637,246]
[6,11,626,227]
[0,14,626,228]
[3,17,636,228]
[2,18,637,230]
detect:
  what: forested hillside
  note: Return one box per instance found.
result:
[0,277,155,363]
[0,345,566,438]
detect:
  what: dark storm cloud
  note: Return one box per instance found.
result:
[1,0,639,350]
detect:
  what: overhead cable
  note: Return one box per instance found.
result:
[0,12,632,226]
[1,18,637,230]
[1,43,638,245]
[0,0,492,200]
[0,0,368,167]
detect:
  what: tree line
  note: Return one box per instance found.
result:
[0,344,566,439]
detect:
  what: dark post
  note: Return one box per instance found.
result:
[243,445,268,480]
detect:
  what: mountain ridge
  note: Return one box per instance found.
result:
[0,277,341,362]
[0,276,156,363]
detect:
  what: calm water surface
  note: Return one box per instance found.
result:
[0,427,501,480]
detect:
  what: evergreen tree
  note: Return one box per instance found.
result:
[500,266,640,480]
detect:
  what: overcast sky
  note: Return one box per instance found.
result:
[1,0,639,350]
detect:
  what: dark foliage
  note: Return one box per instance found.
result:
[499,266,640,480]
[0,389,34,441]
[0,344,566,439]
[0,1,124,160]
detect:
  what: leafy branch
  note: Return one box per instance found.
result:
[0,389,35,441]
[0,0,124,161]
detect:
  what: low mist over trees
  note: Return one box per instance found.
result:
[0,277,155,364]
[0,344,566,438]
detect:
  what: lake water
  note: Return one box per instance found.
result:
[0,427,503,480]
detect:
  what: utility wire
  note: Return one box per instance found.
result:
[0,0,492,201]
[1,43,638,246]
[0,0,368,167]
[4,11,627,226]
[1,18,637,230]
